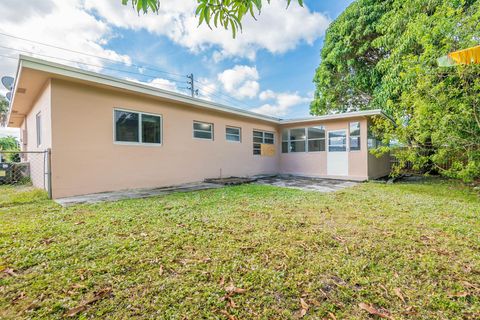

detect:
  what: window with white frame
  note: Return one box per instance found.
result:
[193,121,213,140]
[36,112,42,146]
[253,130,274,155]
[349,122,361,151]
[226,126,241,142]
[114,109,161,144]
[289,128,306,153]
[282,126,325,153]
[307,126,326,152]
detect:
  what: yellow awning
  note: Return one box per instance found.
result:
[448,45,480,65]
[438,45,480,66]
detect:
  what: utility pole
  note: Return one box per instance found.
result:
[187,73,198,98]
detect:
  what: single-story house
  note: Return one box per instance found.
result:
[6,55,391,199]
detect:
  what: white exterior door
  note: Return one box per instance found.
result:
[327,129,348,176]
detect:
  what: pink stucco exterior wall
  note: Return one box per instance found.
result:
[49,80,279,198]
[279,118,369,180]
[19,81,52,190]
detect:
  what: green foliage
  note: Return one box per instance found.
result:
[0,136,20,162]
[121,0,303,38]
[312,0,480,182]
[0,96,9,125]
[0,136,19,151]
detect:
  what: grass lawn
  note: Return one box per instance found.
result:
[1,179,479,319]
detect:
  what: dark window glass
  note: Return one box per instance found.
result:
[194,122,213,139]
[308,139,325,152]
[226,127,239,135]
[290,140,306,152]
[308,127,325,139]
[226,127,241,142]
[194,122,212,131]
[115,110,139,142]
[36,112,42,146]
[289,128,306,141]
[194,130,212,139]
[349,122,361,151]
[282,142,289,153]
[328,131,347,152]
[141,114,161,144]
[253,143,261,155]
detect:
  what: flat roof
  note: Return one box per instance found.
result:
[7,55,390,126]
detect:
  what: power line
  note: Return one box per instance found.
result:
[0,31,186,78]
[1,47,257,110]
[0,31,261,110]
[0,39,259,110]
[0,45,186,85]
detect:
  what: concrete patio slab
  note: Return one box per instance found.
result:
[55,176,359,206]
[255,175,359,192]
[55,182,224,207]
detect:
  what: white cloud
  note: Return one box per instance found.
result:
[196,77,217,101]
[85,0,330,60]
[0,0,131,79]
[125,77,181,94]
[259,89,276,101]
[250,90,310,117]
[0,127,20,139]
[217,65,259,99]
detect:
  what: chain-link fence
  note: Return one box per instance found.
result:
[0,150,51,198]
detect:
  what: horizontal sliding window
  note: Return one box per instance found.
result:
[114,109,162,145]
[253,130,275,155]
[193,121,213,140]
[226,126,241,142]
[282,126,325,153]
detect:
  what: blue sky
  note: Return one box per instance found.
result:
[0,0,354,120]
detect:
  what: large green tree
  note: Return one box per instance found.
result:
[122,0,303,37]
[312,0,480,182]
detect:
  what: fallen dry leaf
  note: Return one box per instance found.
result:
[225,285,246,295]
[40,238,55,245]
[219,276,225,286]
[379,284,388,295]
[2,268,17,277]
[298,298,309,318]
[227,296,236,308]
[358,302,393,319]
[394,288,406,304]
[65,287,113,317]
[219,309,237,320]
[300,298,309,310]
[65,305,87,317]
[327,311,337,320]
[12,292,25,304]
[448,292,470,298]
[159,265,164,275]
[74,221,85,225]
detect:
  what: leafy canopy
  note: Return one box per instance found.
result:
[121,0,303,38]
[312,0,480,182]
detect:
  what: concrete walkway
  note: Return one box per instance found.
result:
[55,176,359,206]
[255,176,359,192]
[55,182,223,206]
